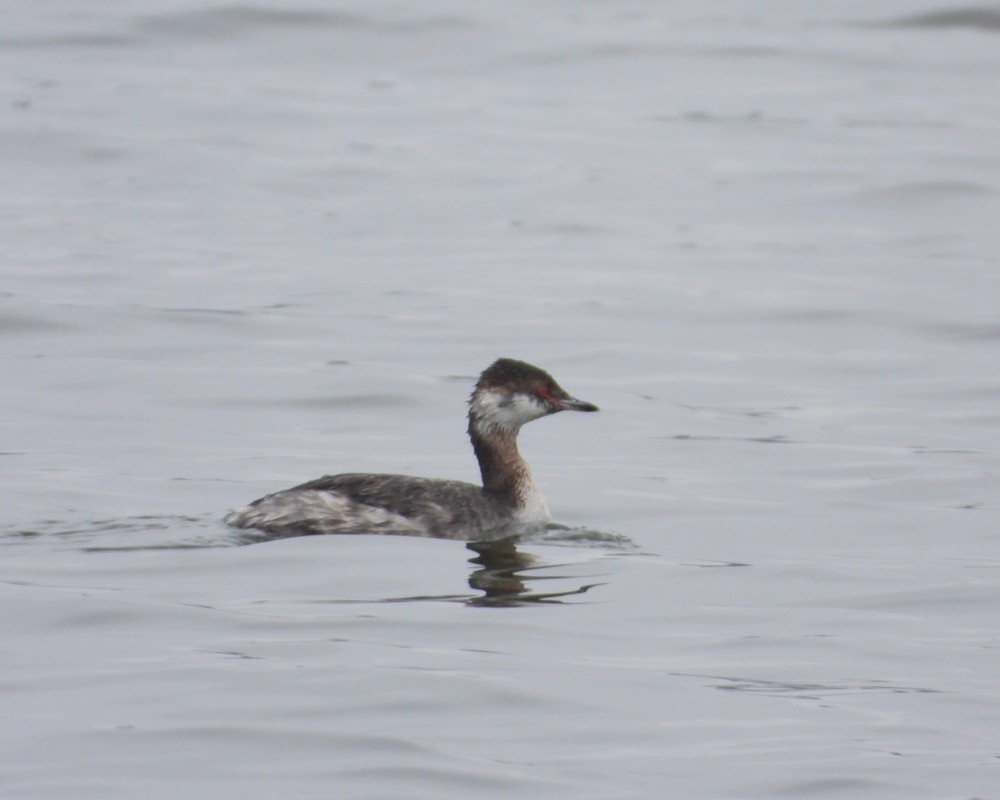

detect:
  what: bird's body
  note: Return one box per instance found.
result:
[225,358,598,540]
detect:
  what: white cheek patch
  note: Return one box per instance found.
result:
[472,389,549,431]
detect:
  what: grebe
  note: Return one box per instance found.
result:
[225,358,598,540]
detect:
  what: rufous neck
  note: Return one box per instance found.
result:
[468,422,532,500]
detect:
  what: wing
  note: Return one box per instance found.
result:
[285,473,486,521]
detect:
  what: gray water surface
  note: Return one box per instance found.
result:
[2,2,998,798]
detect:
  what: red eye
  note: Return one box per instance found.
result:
[535,385,557,404]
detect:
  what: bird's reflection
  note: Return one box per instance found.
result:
[463,536,602,606]
[14,515,613,607]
